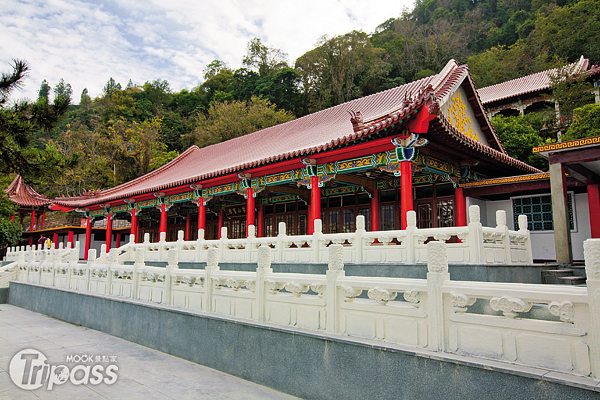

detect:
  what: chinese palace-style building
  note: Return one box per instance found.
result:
[7,58,600,265]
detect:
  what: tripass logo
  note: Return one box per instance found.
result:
[9,349,118,390]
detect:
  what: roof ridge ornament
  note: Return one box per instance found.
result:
[348,110,366,133]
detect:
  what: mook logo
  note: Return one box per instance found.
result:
[9,349,118,390]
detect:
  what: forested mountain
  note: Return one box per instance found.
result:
[3,0,600,201]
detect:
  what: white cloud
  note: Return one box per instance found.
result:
[0,0,414,103]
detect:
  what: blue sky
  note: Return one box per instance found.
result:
[1,0,415,104]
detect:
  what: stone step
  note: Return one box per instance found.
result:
[542,269,579,285]
[542,269,575,275]
[558,276,587,285]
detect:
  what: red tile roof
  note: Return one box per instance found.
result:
[48,59,538,209]
[478,56,591,105]
[5,175,50,207]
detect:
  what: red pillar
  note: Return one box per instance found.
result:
[130,209,138,243]
[105,213,112,252]
[371,189,379,231]
[28,236,33,246]
[198,199,206,232]
[53,232,58,249]
[185,213,191,240]
[10,215,14,222]
[84,216,92,260]
[159,204,167,238]
[257,204,264,238]
[588,184,600,238]
[218,209,224,239]
[115,232,121,248]
[30,209,36,231]
[246,188,255,236]
[400,161,413,229]
[67,230,74,249]
[455,187,467,226]
[310,176,320,234]
[41,211,46,228]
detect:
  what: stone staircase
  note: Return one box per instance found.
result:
[541,263,587,285]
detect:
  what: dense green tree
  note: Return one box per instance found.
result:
[0,60,72,183]
[296,31,388,113]
[37,79,51,101]
[242,37,289,77]
[563,103,600,140]
[491,114,549,170]
[183,97,295,148]
[103,77,122,97]
[467,41,562,87]
[531,0,600,64]
[0,176,22,253]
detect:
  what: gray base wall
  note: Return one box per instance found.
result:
[9,282,599,399]
[0,287,8,304]
[126,261,544,284]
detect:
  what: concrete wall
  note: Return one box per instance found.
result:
[467,196,488,226]
[0,287,8,304]
[484,193,591,262]
[8,282,599,399]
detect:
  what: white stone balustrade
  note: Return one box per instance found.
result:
[4,206,532,267]
[2,238,600,381]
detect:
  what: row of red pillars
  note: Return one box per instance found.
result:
[83,164,474,258]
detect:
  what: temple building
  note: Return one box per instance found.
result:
[7,58,600,265]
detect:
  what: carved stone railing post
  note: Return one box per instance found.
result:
[86,249,97,292]
[276,222,286,263]
[205,247,220,313]
[326,244,345,333]
[427,241,450,352]
[176,230,185,257]
[219,227,228,262]
[496,210,511,264]
[132,248,144,300]
[355,215,365,263]
[467,205,484,264]
[406,211,417,264]
[159,232,167,261]
[24,246,31,283]
[106,248,118,295]
[165,248,178,306]
[247,225,256,262]
[36,246,43,283]
[312,219,322,263]
[97,244,107,264]
[196,228,205,260]
[518,215,534,264]
[65,244,78,289]
[584,239,600,377]
[256,245,272,321]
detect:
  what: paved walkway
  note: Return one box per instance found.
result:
[0,304,299,399]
